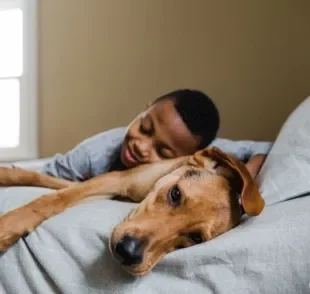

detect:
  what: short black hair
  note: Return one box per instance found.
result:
[154,89,220,149]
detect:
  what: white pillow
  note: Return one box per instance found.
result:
[256,95,310,205]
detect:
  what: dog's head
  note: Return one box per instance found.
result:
[109,147,264,276]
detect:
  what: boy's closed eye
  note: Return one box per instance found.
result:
[139,117,153,135]
[139,114,176,159]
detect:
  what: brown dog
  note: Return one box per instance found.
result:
[0,147,264,276]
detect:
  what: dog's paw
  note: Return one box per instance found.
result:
[0,230,26,251]
[0,209,33,251]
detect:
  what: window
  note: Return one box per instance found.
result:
[0,0,37,161]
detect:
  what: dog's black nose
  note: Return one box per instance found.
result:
[114,235,144,266]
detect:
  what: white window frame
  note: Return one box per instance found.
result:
[0,0,38,162]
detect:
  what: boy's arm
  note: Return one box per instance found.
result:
[245,154,267,179]
[211,138,272,178]
[40,128,127,181]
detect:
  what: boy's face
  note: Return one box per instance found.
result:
[121,99,201,168]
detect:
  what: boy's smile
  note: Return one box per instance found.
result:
[122,143,139,166]
[121,99,200,168]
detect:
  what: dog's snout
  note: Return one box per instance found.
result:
[114,235,144,266]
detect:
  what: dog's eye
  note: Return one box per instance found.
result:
[168,185,181,207]
[188,232,204,244]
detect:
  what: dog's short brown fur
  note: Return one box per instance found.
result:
[0,147,264,276]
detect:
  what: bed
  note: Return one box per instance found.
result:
[0,96,310,294]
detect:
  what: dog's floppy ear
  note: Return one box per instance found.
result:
[193,147,265,216]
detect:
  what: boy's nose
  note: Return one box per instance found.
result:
[134,141,150,158]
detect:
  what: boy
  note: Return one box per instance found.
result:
[41,89,271,181]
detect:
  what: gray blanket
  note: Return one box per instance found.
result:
[0,187,309,294]
[1,96,310,293]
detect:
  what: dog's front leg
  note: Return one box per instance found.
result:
[0,170,126,250]
[120,156,189,201]
[0,166,74,189]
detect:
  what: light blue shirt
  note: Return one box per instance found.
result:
[41,127,272,181]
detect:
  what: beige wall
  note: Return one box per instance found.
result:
[39,0,310,157]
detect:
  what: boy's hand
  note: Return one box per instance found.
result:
[245,154,267,179]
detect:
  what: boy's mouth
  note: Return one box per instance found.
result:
[122,143,139,166]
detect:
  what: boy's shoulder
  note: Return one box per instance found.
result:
[76,126,128,177]
[40,127,128,180]
[88,126,127,139]
[81,127,127,149]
